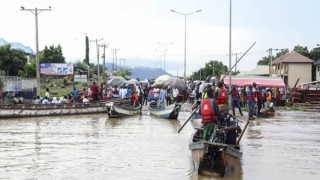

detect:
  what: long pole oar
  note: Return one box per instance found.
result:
[235,120,249,147]
[177,107,199,133]
[220,42,256,81]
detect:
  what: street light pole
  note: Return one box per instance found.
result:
[21,6,51,96]
[170,9,201,81]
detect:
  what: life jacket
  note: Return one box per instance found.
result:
[231,89,239,98]
[215,88,227,106]
[201,92,207,99]
[201,99,217,124]
[266,91,272,101]
[256,91,263,103]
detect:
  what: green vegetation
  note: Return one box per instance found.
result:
[0,44,28,76]
[112,69,132,79]
[191,60,229,80]
[40,78,90,98]
[39,45,65,63]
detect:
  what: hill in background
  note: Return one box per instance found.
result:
[105,63,172,79]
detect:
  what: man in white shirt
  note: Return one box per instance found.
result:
[172,88,179,103]
[45,88,50,98]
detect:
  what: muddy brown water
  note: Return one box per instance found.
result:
[0,108,319,180]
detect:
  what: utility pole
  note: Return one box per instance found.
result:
[20,6,51,96]
[267,48,281,77]
[114,49,120,70]
[157,42,173,72]
[112,49,115,71]
[119,59,125,69]
[230,52,242,72]
[100,43,108,82]
[90,38,103,83]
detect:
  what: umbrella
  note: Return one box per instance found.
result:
[154,75,171,83]
[163,77,187,90]
[107,76,126,86]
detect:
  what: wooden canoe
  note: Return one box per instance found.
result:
[0,102,107,119]
[189,123,242,177]
[148,102,181,119]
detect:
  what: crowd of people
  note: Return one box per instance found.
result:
[5,78,283,120]
[189,80,286,121]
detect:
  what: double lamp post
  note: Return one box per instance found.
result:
[170,9,201,81]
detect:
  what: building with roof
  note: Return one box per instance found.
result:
[271,52,314,88]
[314,59,320,81]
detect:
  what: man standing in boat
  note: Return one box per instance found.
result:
[199,87,222,141]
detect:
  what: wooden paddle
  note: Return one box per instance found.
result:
[177,107,199,133]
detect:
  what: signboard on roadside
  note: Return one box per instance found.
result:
[74,75,88,82]
[22,79,37,89]
[40,63,74,76]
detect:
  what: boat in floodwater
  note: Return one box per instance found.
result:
[189,115,243,177]
[148,101,181,119]
[0,102,107,119]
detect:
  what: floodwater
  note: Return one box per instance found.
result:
[0,107,319,180]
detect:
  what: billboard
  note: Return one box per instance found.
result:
[40,63,74,76]
[74,75,88,82]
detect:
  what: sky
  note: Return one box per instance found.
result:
[1,0,320,76]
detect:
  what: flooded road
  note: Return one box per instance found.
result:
[0,109,319,180]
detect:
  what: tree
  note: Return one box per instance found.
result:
[112,69,132,79]
[0,44,28,76]
[39,44,65,63]
[293,45,309,58]
[19,57,36,78]
[257,49,289,65]
[309,47,320,81]
[191,60,228,81]
[74,60,90,76]
[92,64,104,76]
[83,35,90,65]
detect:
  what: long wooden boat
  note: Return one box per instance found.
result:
[106,102,141,118]
[189,121,242,177]
[148,102,181,119]
[0,102,107,119]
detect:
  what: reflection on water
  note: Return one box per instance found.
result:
[0,110,319,179]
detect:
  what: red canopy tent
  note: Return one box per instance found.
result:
[224,76,285,88]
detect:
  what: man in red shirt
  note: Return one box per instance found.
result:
[91,82,99,101]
